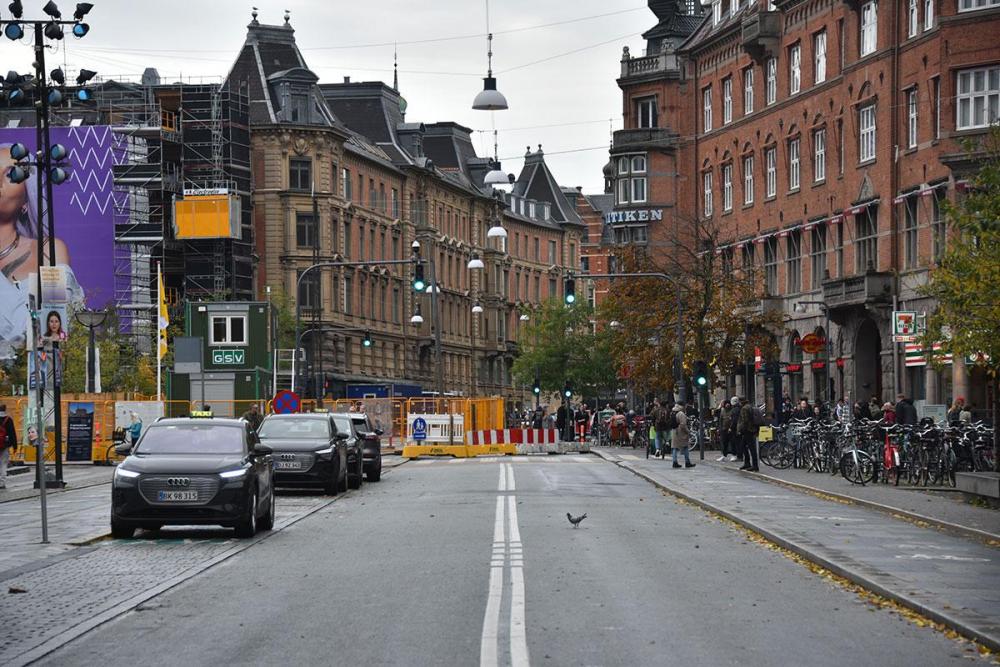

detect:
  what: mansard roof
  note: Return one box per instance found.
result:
[513,148,585,228]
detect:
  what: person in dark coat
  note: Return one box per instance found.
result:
[895,393,918,426]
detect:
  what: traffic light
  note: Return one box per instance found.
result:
[412,261,426,292]
[564,277,576,305]
[363,331,372,348]
[532,378,540,395]
[693,360,708,388]
[563,380,572,398]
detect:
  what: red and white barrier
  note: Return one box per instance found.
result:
[465,428,591,454]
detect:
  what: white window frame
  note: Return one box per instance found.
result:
[743,155,755,205]
[814,129,826,182]
[210,315,248,346]
[907,89,919,148]
[703,86,713,132]
[790,44,801,95]
[924,0,934,29]
[959,0,1000,9]
[861,1,878,57]
[703,171,714,217]
[744,68,754,115]
[637,97,657,128]
[814,31,827,84]
[859,104,877,162]
[713,0,722,25]
[908,0,918,37]
[789,138,801,191]
[766,57,777,105]
[765,147,777,198]
[722,164,733,212]
[723,77,733,124]
[956,66,1000,130]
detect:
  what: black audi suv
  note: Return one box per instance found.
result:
[110,417,275,539]
[342,412,383,482]
[258,413,363,493]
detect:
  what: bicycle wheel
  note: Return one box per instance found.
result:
[840,450,875,485]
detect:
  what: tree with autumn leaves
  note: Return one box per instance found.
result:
[598,218,783,399]
[921,126,1000,472]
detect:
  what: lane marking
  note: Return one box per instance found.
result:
[498,466,507,492]
[507,494,528,667]
[506,463,515,492]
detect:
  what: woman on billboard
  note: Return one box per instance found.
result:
[0,146,82,357]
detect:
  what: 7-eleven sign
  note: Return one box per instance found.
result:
[754,347,763,371]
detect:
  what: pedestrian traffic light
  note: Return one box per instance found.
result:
[564,277,576,305]
[363,331,372,348]
[563,380,572,398]
[412,261,426,292]
[532,379,540,395]
[693,360,708,387]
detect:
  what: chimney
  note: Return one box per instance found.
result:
[343,76,351,84]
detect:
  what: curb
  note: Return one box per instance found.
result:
[592,449,1000,653]
[720,465,1000,546]
[0,477,112,504]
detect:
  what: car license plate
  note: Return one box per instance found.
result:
[157,490,198,502]
[275,461,302,470]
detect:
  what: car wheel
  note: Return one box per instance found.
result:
[367,456,382,482]
[234,488,258,538]
[111,520,135,539]
[259,490,275,531]
[348,458,363,489]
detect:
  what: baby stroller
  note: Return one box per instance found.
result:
[609,414,629,447]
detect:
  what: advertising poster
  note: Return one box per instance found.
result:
[0,126,118,358]
[114,401,164,441]
[66,401,95,462]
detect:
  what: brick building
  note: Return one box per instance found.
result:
[605,0,1000,412]
[225,13,583,401]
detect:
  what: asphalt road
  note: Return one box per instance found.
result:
[38,456,990,666]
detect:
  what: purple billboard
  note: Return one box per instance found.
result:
[0,125,117,357]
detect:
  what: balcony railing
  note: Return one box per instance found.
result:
[620,52,680,79]
[611,127,678,150]
[822,271,895,309]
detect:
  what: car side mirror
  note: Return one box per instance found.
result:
[335,432,350,441]
[253,443,273,456]
[114,443,133,456]
[375,429,384,436]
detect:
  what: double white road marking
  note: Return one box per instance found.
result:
[481,463,529,667]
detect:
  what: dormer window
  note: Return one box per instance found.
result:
[289,93,309,123]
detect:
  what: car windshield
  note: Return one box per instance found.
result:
[134,424,245,455]
[333,416,353,435]
[258,417,330,439]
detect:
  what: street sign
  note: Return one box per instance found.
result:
[212,349,246,365]
[272,390,301,415]
[411,417,427,441]
[893,311,918,337]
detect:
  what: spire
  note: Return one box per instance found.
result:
[393,43,399,92]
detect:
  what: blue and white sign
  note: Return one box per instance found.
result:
[411,417,428,441]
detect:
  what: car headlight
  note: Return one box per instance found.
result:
[314,445,336,456]
[114,466,140,486]
[220,468,248,479]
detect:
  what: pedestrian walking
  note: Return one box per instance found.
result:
[671,403,695,469]
[0,404,17,489]
[947,398,965,425]
[790,399,811,421]
[652,399,672,458]
[128,412,143,447]
[881,402,896,425]
[727,396,742,462]
[242,403,263,432]
[960,403,973,423]
[869,396,883,421]
[895,393,918,426]
[738,397,760,471]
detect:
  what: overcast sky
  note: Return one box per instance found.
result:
[0,0,659,193]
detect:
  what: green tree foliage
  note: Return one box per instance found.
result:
[511,299,617,398]
[922,126,1000,471]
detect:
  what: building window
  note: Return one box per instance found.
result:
[764,238,779,295]
[297,271,320,310]
[703,171,714,217]
[742,243,756,277]
[814,31,826,84]
[931,77,940,139]
[616,178,629,205]
[722,163,733,212]
[723,77,733,124]
[855,208,878,273]
[789,44,801,95]
[908,0,918,37]
[743,155,754,205]
[837,118,845,175]
[548,240,557,264]
[811,225,827,288]
[342,168,352,201]
[342,219,352,257]
[787,230,802,294]
[636,97,658,128]
[744,67,754,115]
[289,158,312,191]
[956,66,1000,130]
[343,276,352,315]
[904,197,919,269]
[210,315,247,345]
[766,57,777,105]
[712,0,722,25]
[814,129,826,183]
[960,0,1000,9]
[924,0,934,28]
[296,212,316,248]
[391,188,400,218]
[789,138,800,191]
[835,219,845,277]
[931,191,946,262]
[765,147,776,198]
[860,1,878,57]
[859,104,877,163]
[631,155,648,203]
[703,86,713,132]
[907,89,919,148]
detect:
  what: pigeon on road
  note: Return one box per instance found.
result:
[567,512,587,528]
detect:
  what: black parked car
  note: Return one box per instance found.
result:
[258,413,362,493]
[111,417,275,539]
[342,412,383,482]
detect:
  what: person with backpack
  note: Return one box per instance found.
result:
[671,402,695,469]
[737,397,761,472]
[652,399,673,459]
[0,404,18,489]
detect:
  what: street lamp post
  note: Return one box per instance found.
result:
[74,309,107,393]
[795,300,832,404]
